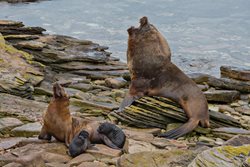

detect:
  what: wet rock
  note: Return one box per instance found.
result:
[224,135,250,146]
[77,161,108,167]
[0,26,45,36]
[118,149,197,167]
[67,153,95,167]
[86,144,122,159]
[189,145,250,167]
[207,77,250,93]
[105,78,127,89]
[204,89,240,103]
[0,117,23,131]
[11,122,42,137]
[0,20,24,27]
[221,66,250,81]
[187,73,212,84]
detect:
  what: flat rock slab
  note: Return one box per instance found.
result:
[86,144,122,159]
[105,77,127,89]
[189,145,250,167]
[0,20,23,27]
[204,89,240,103]
[207,77,250,93]
[0,137,26,150]
[224,135,250,146]
[67,153,96,167]
[77,161,108,167]
[11,122,42,137]
[118,149,197,167]
[0,117,23,131]
[0,93,47,122]
[221,66,250,81]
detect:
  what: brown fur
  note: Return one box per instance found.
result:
[119,17,210,138]
[38,83,101,146]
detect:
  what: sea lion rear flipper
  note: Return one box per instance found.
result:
[38,126,52,141]
[102,135,120,149]
[159,119,199,139]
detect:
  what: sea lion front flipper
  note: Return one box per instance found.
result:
[159,119,199,139]
[38,126,52,141]
[101,135,120,149]
[117,94,141,112]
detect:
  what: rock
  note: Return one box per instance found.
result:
[194,126,211,135]
[4,34,39,40]
[70,98,118,111]
[45,162,69,167]
[0,143,68,166]
[207,76,250,93]
[215,138,225,146]
[15,41,47,51]
[197,84,209,91]
[3,162,22,167]
[0,20,23,27]
[128,139,160,154]
[0,34,44,98]
[0,93,47,122]
[189,145,250,167]
[212,127,250,140]
[218,105,235,113]
[77,161,108,167]
[224,135,250,146]
[0,26,45,35]
[67,153,95,167]
[68,83,93,92]
[86,144,122,159]
[123,129,154,142]
[118,149,198,167]
[42,152,71,164]
[220,66,250,81]
[34,87,53,96]
[105,78,127,89]
[204,89,240,103]
[0,117,23,131]
[73,70,129,80]
[11,122,42,137]
[187,73,212,84]
[0,137,26,150]
[151,138,188,149]
[198,136,215,145]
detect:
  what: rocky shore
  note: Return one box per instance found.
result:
[0,20,250,167]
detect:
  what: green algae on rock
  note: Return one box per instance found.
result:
[188,145,250,167]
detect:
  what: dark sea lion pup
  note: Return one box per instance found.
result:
[69,122,126,157]
[118,16,210,139]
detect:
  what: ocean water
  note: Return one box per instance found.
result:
[0,0,250,76]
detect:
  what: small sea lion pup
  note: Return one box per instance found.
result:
[118,16,210,139]
[38,83,126,157]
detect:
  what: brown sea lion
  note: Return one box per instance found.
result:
[118,17,210,139]
[38,83,126,156]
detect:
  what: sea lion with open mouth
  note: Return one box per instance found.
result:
[38,83,126,157]
[118,16,210,139]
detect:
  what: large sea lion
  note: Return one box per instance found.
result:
[38,83,126,156]
[118,17,210,139]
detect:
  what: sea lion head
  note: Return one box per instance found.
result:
[53,82,69,100]
[69,130,90,157]
[97,122,114,134]
[127,16,159,39]
[127,16,171,62]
